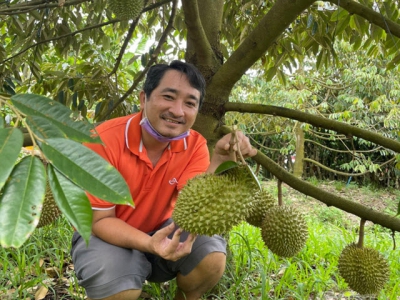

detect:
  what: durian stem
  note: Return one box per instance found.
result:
[278,179,283,206]
[230,125,247,165]
[255,163,261,176]
[229,126,237,162]
[357,219,366,248]
[392,230,396,251]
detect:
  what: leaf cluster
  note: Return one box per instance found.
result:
[0,93,133,248]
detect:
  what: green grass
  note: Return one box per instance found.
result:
[1,181,400,299]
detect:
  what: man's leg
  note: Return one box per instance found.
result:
[71,232,151,300]
[87,289,141,300]
[175,252,226,300]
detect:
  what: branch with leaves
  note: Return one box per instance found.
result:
[219,123,400,233]
[98,0,178,121]
[224,102,400,153]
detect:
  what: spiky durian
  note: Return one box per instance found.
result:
[37,183,61,228]
[172,173,253,236]
[338,243,389,295]
[108,0,143,20]
[246,189,276,228]
[261,205,308,257]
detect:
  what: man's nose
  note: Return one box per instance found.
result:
[169,99,184,117]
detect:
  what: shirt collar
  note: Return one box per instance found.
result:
[125,111,188,154]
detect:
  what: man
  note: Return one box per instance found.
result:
[71,60,257,300]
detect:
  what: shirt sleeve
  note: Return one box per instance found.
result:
[177,135,210,191]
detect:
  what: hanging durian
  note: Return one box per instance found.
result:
[261,205,308,257]
[37,183,61,228]
[22,147,61,228]
[338,219,389,295]
[107,0,143,20]
[246,189,276,228]
[172,173,254,236]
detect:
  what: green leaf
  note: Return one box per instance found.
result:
[10,94,101,143]
[25,115,67,140]
[0,127,23,190]
[215,160,239,175]
[0,156,46,248]
[48,165,92,245]
[40,138,134,206]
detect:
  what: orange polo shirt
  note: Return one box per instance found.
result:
[85,112,210,233]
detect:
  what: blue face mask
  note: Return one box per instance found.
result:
[140,116,190,143]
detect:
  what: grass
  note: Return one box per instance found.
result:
[1,179,400,299]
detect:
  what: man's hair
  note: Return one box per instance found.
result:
[143,60,206,108]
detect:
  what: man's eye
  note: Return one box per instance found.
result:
[187,102,197,107]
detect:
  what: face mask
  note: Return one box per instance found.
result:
[139,97,190,143]
[140,116,190,143]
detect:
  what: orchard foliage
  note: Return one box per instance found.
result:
[1,0,400,247]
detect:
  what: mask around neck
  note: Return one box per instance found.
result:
[139,115,190,143]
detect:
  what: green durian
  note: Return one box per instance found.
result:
[172,173,253,236]
[37,183,61,228]
[108,0,143,20]
[261,205,308,257]
[246,189,276,228]
[338,243,389,295]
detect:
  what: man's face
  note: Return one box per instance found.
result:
[140,70,200,138]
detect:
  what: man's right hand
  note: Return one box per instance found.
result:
[149,222,197,261]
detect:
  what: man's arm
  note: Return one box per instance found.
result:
[207,131,257,174]
[92,209,196,261]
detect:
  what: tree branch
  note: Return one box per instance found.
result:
[326,0,400,39]
[302,157,397,177]
[223,102,400,153]
[305,138,384,154]
[108,19,140,77]
[181,0,213,65]
[1,20,118,64]
[0,0,88,15]
[221,123,400,233]
[99,0,178,121]
[207,0,316,99]
[0,0,172,65]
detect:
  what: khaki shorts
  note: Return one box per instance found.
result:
[70,219,226,299]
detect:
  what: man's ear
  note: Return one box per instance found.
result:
[139,91,146,110]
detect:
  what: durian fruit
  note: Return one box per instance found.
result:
[261,205,308,257]
[37,182,61,228]
[246,189,276,228]
[172,173,253,236]
[108,0,143,20]
[338,243,389,295]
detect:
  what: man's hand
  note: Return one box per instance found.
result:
[149,222,197,261]
[208,131,257,173]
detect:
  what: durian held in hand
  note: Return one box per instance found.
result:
[338,219,389,295]
[172,161,261,236]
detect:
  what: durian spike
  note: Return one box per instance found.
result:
[277,179,283,206]
[357,219,366,248]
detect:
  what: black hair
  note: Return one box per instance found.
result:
[143,60,206,108]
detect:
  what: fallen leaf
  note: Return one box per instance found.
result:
[35,285,48,300]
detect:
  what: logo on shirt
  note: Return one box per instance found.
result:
[169,178,178,185]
